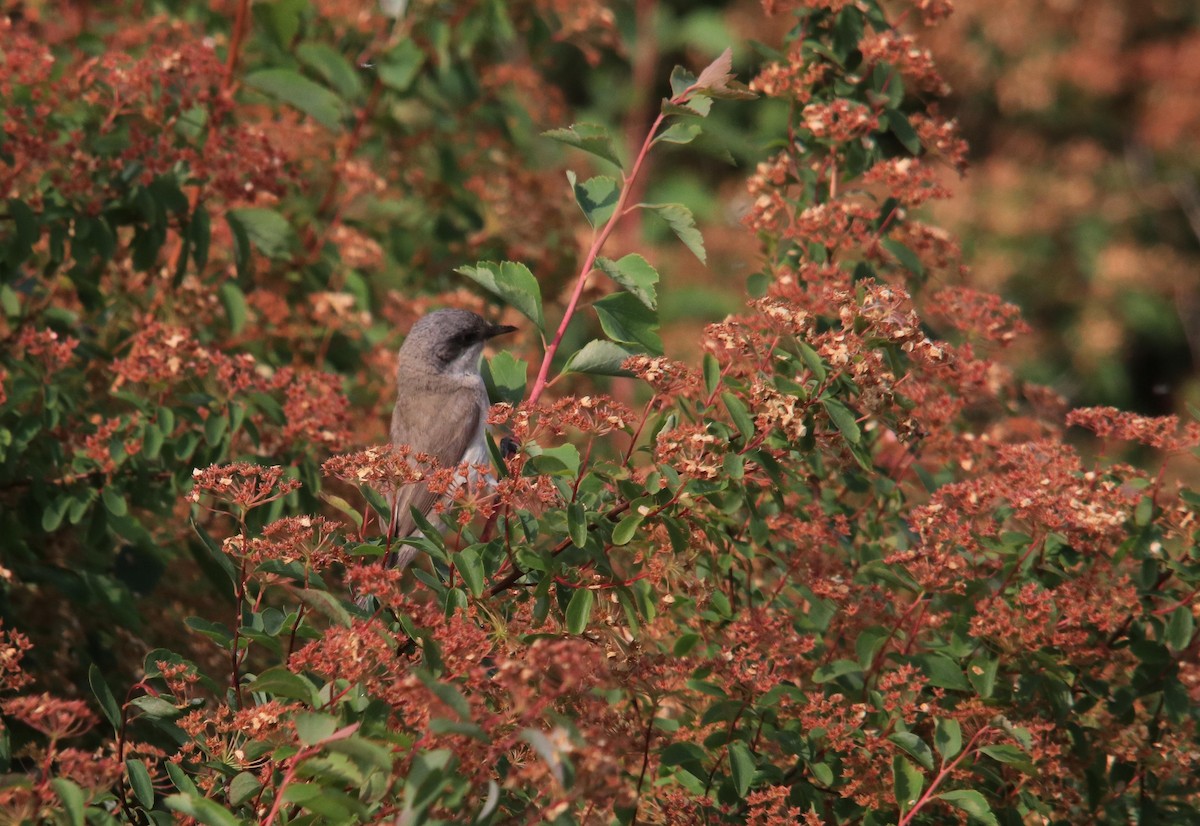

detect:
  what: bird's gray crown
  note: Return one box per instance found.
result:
[399,309,516,374]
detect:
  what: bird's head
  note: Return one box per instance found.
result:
[399,309,517,375]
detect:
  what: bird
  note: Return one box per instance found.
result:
[385,308,516,569]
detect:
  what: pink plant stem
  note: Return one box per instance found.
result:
[527,87,697,405]
[897,726,992,826]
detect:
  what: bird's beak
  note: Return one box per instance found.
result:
[485,323,518,339]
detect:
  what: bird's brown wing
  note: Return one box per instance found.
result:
[388,381,483,541]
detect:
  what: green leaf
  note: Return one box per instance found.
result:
[89,664,122,729]
[562,340,636,376]
[219,283,248,335]
[101,486,127,516]
[295,713,339,746]
[245,68,348,130]
[654,121,703,145]
[566,587,594,634]
[51,778,85,826]
[455,260,545,332]
[543,122,622,168]
[481,351,527,406]
[892,755,924,813]
[127,758,155,807]
[887,109,922,154]
[1166,605,1194,652]
[669,65,697,98]
[611,514,643,546]
[978,744,1034,773]
[703,353,721,396]
[247,667,320,704]
[882,237,925,278]
[296,42,363,99]
[728,741,755,798]
[192,518,239,588]
[453,547,484,597]
[937,790,999,825]
[915,652,970,691]
[641,203,706,263]
[812,659,863,684]
[295,588,352,628]
[165,794,241,826]
[934,718,962,760]
[415,671,473,720]
[722,392,754,440]
[594,254,659,310]
[821,398,861,444]
[228,771,261,807]
[567,503,588,549]
[41,497,69,533]
[593,292,662,354]
[797,341,827,383]
[377,40,425,92]
[567,172,620,227]
[527,443,581,477]
[967,656,998,698]
[226,207,294,259]
[890,732,934,771]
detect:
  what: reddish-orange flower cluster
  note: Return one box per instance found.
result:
[1067,406,1200,452]
[188,462,301,511]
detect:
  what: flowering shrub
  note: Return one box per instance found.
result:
[3,0,1200,824]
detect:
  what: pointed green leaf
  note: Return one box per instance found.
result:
[248,667,321,704]
[593,292,662,354]
[377,40,424,92]
[892,755,923,813]
[568,172,620,227]
[453,546,484,597]
[295,713,338,746]
[934,718,962,760]
[226,207,293,259]
[640,203,706,263]
[821,398,861,444]
[669,65,697,98]
[543,123,622,168]
[228,771,261,807]
[937,790,998,825]
[245,68,348,130]
[482,351,527,405]
[164,794,241,826]
[890,732,934,770]
[703,353,721,396]
[89,664,122,730]
[887,109,922,154]
[565,587,594,634]
[567,503,587,549]
[721,393,754,440]
[455,260,545,332]
[50,778,85,826]
[654,121,702,145]
[127,758,155,807]
[563,340,636,376]
[218,283,248,335]
[594,254,659,310]
[728,740,755,798]
[296,42,363,99]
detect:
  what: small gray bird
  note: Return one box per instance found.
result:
[386,309,516,569]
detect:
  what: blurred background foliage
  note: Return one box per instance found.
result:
[924,0,1200,413]
[1,0,1198,690]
